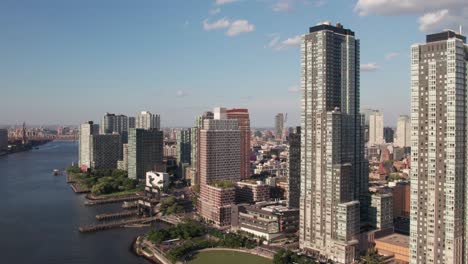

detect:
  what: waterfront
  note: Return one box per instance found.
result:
[0,141,152,264]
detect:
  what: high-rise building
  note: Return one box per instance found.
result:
[100,113,130,143]
[128,117,136,129]
[100,113,115,134]
[275,113,284,140]
[395,115,410,147]
[127,128,164,180]
[369,192,393,230]
[136,111,160,130]
[117,143,129,171]
[197,111,241,227]
[409,30,468,264]
[78,121,99,170]
[383,127,394,143]
[299,22,368,263]
[369,110,384,146]
[190,111,213,186]
[226,108,251,179]
[0,129,8,151]
[288,126,301,208]
[176,129,191,165]
[90,134,122,169]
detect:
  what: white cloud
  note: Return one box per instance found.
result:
[203,18,230,31]
[419,10,449,32]
[385,52,399,60]
[266,34,280,48]
[203,18,255,36]
[226,20,255,36]
[354,0,468,33]
[361,63,380,72]
[209,8,221,15]
[277,35,302,50]
[215,0,240,6]
[273,0,294,12]
[288,85,300,93]
[176,90,188,98]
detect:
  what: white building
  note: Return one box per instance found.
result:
[146,171,169,190]
[368,111,384,146]
[78,121,99,169]
[395,115,410,147]
[136,111,160,130]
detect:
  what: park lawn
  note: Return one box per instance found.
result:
[96,186,144,198]
[188,250,272,264]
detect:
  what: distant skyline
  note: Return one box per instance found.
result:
[1,0,466,127]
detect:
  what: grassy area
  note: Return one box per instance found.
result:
[95,187,144,198]
[188,251,272,264]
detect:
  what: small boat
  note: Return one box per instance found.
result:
[53,169,60,176]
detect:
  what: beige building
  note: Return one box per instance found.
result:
[368,111,384,146]
[409,30,468,264]
[395,115,410,148]
[299,22,368,264]
[375,233,409,264]
[197,110,241,228]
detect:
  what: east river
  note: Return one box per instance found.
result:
[0,141,152,264]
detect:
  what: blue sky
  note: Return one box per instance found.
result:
[1,0,466,127]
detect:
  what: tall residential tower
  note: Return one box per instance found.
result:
[299,22,367,263]
[409,30,468,264]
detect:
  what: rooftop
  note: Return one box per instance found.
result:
[309,22,354,36]
[376,233,409,247]
[426,30,466,43]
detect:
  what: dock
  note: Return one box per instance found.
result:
[79,216,159,233]
[96,210,138,221]
[84,195,140,206]
[122,201,138,209]
[70,183,90,194]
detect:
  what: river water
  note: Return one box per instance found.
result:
[0,141,152,264]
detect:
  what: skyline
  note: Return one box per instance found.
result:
[2,0,467,127]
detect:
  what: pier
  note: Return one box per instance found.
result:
[79,216,159,233]
[70,183,90,194]
[84,195,140,206]
[96,210,138,221]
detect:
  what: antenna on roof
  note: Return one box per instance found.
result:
[460,25,463,35]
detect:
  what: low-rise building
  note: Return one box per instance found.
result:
[237,202,299,241]
[198,184,236,228]
[236,181,270,203]
[146,171,169,190]
[374,233,409,264]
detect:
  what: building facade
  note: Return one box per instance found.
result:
[395,115,410,148]
[236,181,270,203]
[226,108,251,179]
[275,113,284,140]
[383,127,394,144]
[136,111,160,130]
[409,30,468,264]
[127,128,164,180]
[299,22,368,263]
[368,110,384,146]
[197,113,241,227]
[288,126,301,208]
[90,134,122,169]
[369,192,393,230]
[238,202,299,241]
[176,129,191,165]
[78,121,100,170]
[0,128,8,151]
